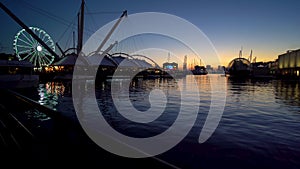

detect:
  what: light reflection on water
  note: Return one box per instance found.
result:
[37,81,71,110]
[20,75,300,168]
[96,78,182,138]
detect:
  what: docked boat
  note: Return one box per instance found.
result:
[0,59,39,88]
[192,65,208,75]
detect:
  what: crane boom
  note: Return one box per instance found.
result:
[95,10,127,54]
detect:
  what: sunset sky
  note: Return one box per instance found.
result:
[1,0,300,67]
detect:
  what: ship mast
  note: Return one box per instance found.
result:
[77,0,85,54]
[73,31,76,53]
[239,46,243,58]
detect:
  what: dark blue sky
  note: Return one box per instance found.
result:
[1,0,300,65]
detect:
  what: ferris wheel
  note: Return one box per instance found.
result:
[13,27,55,67]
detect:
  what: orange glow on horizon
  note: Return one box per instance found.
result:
[131,47,286,69]
[218,50,280,67]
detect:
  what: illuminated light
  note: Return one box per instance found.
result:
[290,52,296,68]
[297,51,300,67]
[37,45,42,52]
[167,65,173,69]
[284,54,289,68]
[279,56,283,69]
[297,70,299,76]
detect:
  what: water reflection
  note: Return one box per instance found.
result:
[227,77,300,108]
[37,81,71,110]
[200,77,300,169]
[14,76,300,168]
[24,109,51,121]
[274,80,300,107]
[95,78,181,138]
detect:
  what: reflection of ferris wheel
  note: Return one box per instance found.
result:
[13,27,55,67]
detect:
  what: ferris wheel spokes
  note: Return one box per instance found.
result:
[14,26,55,67]
[22,50,35,60]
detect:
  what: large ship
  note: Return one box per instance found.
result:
[192,65,208,75]
[191,58,208,75]
[226,49,251,77]
[226,58,251,77]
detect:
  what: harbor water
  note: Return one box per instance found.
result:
[14,74,300,169]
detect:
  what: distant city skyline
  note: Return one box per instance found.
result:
[1,0,300,67]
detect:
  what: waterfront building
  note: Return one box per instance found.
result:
[183,55,187,71]
[163,62,178,70]
[278,49,300,77]
[206,65,213,73]
[217,65,223,71]
[251,61,272,78]
[269,59,279,75]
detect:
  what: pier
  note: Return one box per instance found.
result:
[0,88,173,167]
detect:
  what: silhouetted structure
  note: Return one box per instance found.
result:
[192,65,208,75]
[227,58,251,77]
